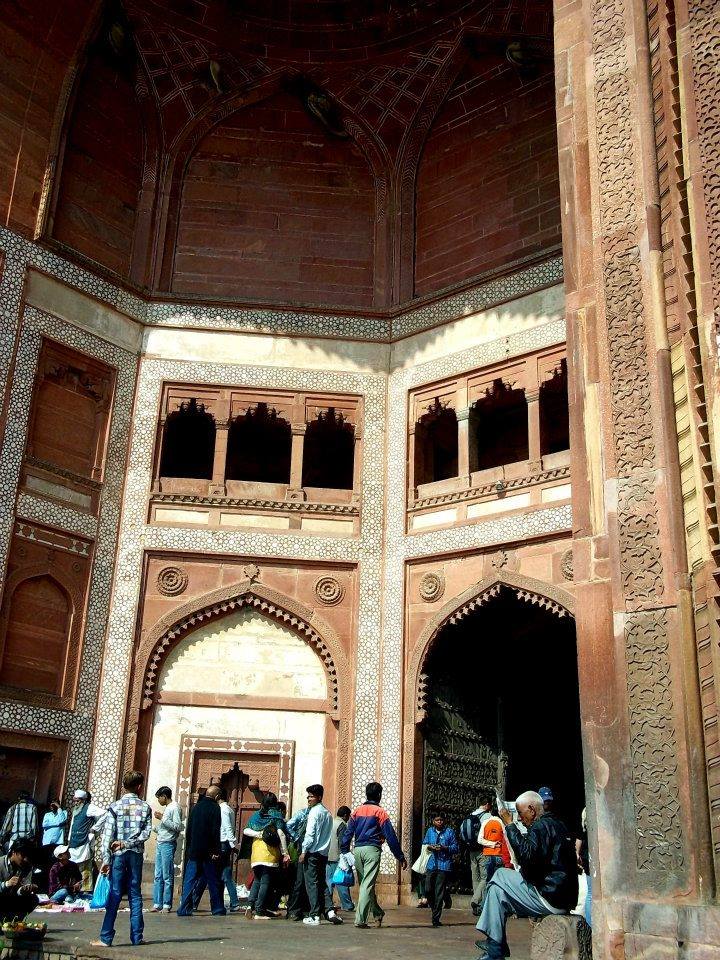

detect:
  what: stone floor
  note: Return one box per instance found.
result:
[34,906,534,960]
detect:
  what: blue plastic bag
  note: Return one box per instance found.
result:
[89,872,110,909]
[331,865,354,887]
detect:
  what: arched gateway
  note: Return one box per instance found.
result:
[124,580,351,815]
[403,573,582,892]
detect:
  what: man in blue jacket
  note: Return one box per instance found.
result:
[422,813,458,927]
[341,781,407,929]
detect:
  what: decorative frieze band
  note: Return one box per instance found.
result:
[0,226,563,346]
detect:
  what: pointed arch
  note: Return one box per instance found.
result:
[400,570,577,870]
[134,579,348,718]
[406,571,576,721]
[124,577,352,805]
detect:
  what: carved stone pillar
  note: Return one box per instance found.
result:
[352,427,363,493]
[210,420,229,495]
[555,0,714,953]
[407,425,417,501]
[456,407,471,484]
[288,422,306,495]
[526,390,541,472]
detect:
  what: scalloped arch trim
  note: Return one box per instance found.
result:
[139,583,342,715]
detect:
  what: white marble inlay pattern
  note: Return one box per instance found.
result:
[89,358,387,805]
[16,491,99,540]
[0,305,137,798]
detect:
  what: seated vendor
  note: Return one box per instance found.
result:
[0,839,39,921]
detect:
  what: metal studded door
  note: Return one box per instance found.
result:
[422,670,502,892]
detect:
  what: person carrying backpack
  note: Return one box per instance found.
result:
[461,791,494,916]
[243,792,290,918]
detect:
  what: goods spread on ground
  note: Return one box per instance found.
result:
[1,920,47,940]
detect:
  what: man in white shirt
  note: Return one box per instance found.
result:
[151,787,182,912]
[298,784,342,927]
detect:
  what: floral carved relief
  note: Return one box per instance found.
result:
[591,0,681,874]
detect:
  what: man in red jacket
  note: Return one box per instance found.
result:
[340,782,407,929]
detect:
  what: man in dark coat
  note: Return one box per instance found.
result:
[475,790,578,959]
[176,785,225,917]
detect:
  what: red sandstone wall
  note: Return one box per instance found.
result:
[414,61,561,296]
[171,93,375,308]
[51,49,143,279]
[0,0,93,235]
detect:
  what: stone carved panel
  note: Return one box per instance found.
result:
[314,576,344,606]
[625,610,684,872]
[419,572,444,602]
[591,0,681,874]
[687,0,720,326]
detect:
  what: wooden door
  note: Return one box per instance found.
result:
[189,750,281,883]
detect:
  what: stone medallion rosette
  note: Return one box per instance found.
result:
[419,571,445,602]
[156,565,189,597]
[314,575,344,605]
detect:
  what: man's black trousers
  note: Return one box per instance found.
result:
[303,853,334,918]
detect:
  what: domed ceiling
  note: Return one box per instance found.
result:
[120,0,553,154]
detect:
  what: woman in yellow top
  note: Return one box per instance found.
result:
[243,794,290,919]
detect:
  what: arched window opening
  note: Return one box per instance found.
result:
[540,360,570,456]
[0,576,71,695]
[302,408,355,490]
[225,403,292,484]
[159,399,216,479]
[414,400,458,486]
[470,380,528,472]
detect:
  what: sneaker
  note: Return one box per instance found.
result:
[303,916,320,926]
[244,906,254,919]
[326,910,343,925]
[150,906,162,913]
[229,905,242,913]
[162,907,171,914]
[433,920,442,927]
[254,913,271,920]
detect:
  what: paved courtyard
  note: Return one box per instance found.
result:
[31,906,534,960]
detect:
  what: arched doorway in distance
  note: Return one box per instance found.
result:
[407,576,584,896]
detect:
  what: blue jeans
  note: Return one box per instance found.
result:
[153,841,176,909]
[584,873,592,927]
[100,851,144,946]
[192,844,239,910]
[49,888,76,904]
[326,861,354,910]
[177,859,226,916]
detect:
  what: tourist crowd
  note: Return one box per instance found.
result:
[0,775,589,958]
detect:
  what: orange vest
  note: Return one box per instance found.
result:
[482,817,511,867]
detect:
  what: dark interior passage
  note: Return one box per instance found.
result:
[420,587,584,888]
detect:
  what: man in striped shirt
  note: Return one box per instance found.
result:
[1,792,38,851]
[91,771,152,948]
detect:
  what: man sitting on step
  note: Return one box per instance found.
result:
[475,790,578,959]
